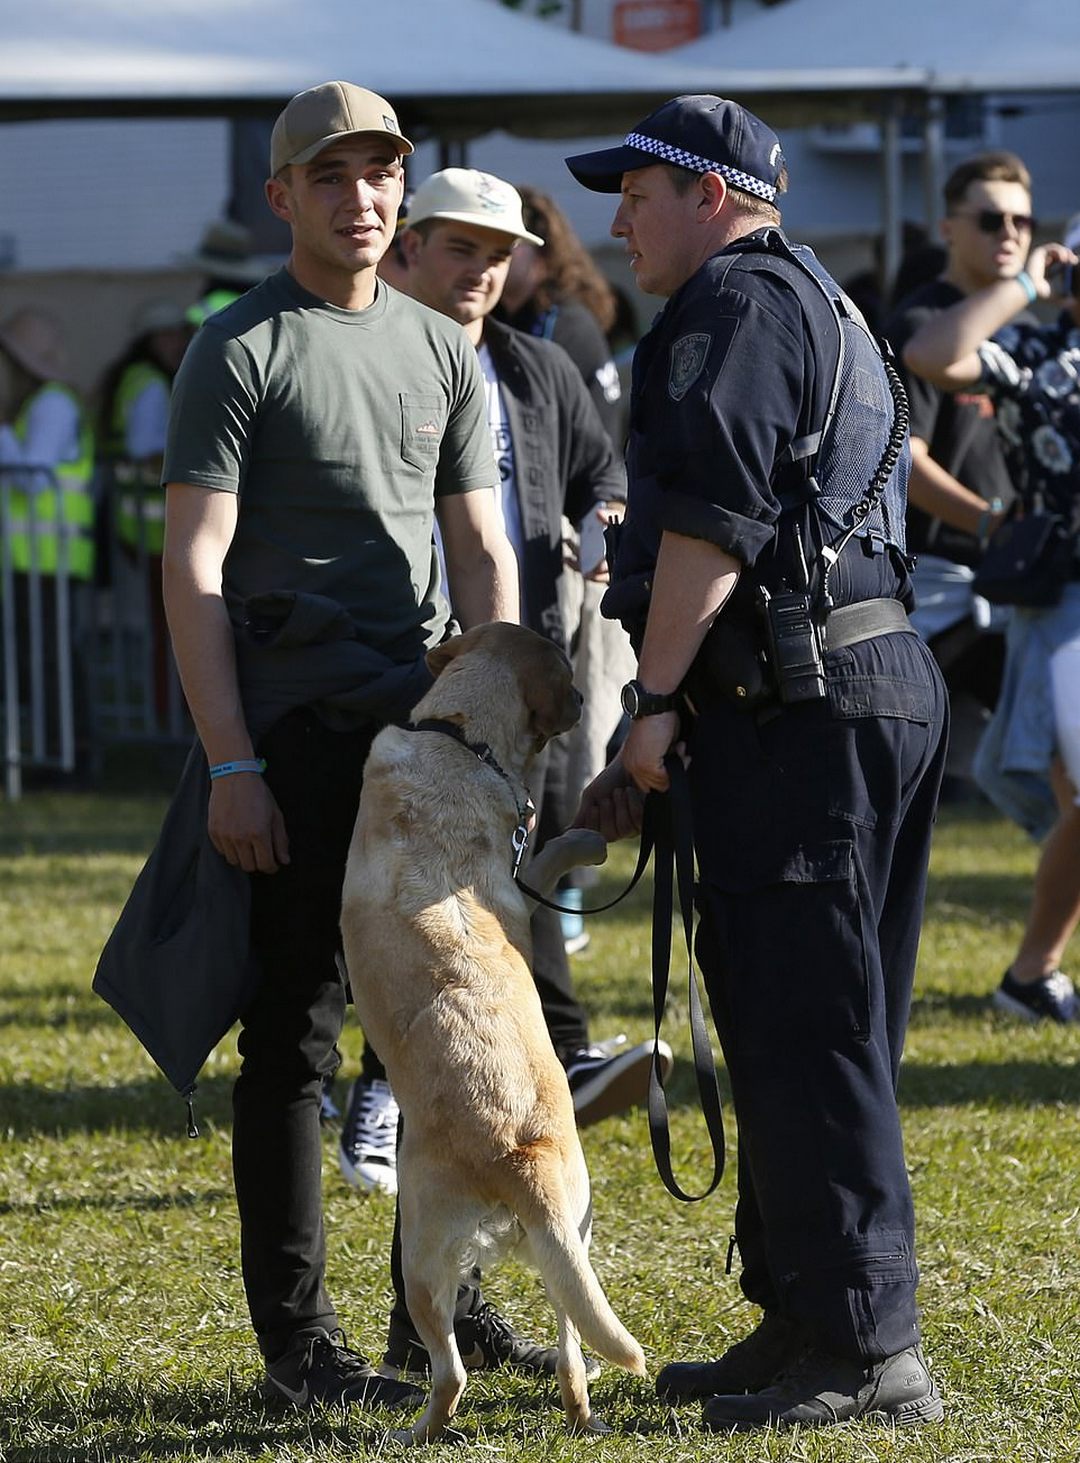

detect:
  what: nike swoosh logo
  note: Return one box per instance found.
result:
[460,1343,487,1370]
[272,1377,310,1406]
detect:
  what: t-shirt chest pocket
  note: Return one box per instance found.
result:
[400,393,446,470]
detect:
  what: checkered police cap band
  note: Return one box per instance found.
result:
[624,131,777,203]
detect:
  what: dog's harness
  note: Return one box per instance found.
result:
[406,718,536,875]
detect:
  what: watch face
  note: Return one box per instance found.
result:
[620,681,639,718]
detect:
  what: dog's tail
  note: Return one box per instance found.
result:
[518,1168,646,1376]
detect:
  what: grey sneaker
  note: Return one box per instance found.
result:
[701,1343,944,1432]
[338,1077,399,1194]
[993,968,1078,1023]
[656,1313,805,1402]
[263,1327,423,1411]
[564,1035,674,1127]
[381,1300,600,1381]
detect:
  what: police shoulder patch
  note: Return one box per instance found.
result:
[668,332,712,401]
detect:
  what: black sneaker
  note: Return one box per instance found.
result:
[993,967,1078,1023]
[700,1343,944,1432]
[564,1035,674,1127]
[263,1327,423,1411]
[656,1313,805,1402]
[381,1301,601,1381]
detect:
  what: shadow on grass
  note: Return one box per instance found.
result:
[0,1374,657,1458]
[4,1043,1077,1151]
[923,872,1032,918]
[0,983,135,1032]
[0,1378,357,1460]
[899,1057,1080,1107]
[0,1186,233,1218]
[0,1075,235,1139]
[909,991,1000,1020]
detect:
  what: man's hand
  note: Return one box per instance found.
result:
[208,774,290,874]
[621,710,682,794]
[1025,242,1078,299]
[574,754,646,842]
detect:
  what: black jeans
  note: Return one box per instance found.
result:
[690,631,948,1364]
[235,707,376,1361]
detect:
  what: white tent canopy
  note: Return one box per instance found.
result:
[0,0,712,137]
[673,0,1080,97]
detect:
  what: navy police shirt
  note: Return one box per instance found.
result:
[607,231,819,606]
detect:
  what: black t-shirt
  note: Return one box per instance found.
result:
[887,279,1016,567]
[501,299,622,446]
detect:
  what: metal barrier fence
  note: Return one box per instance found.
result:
[0,462,188,800]
[93,460,187,746]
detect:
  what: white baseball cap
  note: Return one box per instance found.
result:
[405,169,545,246]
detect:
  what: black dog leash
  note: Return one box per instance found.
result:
[643,755,726,1203]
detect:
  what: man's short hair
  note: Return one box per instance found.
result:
[664,161,788,227]
[944,151,1031,209]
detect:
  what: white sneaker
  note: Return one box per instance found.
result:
[338,1077,400,1195]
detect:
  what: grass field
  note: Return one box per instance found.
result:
[1,789,1078,1462]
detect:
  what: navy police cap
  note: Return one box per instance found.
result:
[565,94,785,203]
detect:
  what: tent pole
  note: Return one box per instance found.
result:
[922,93,946,232]
[439,139,468,170]
[880,99,902,299]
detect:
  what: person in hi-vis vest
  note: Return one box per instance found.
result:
[0,307,95,776]
[99,299,192,720]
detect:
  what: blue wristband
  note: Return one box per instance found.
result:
[209,758,267,780]
[1015,270,1038,303]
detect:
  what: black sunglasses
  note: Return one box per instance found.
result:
[950,208,1037,235]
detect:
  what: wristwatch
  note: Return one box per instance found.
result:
[620,678,676,720]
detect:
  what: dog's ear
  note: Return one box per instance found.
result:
[426,634,470,679]
[523,660,582,748]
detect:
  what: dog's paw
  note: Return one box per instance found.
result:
[389,1424,468,1448]
[568,1412,612,1437]
[523,828,608,906]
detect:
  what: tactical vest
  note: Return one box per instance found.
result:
[108,361,167,555]
[4,383,96,580]
[719,233,909,588]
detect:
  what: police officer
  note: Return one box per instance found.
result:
[567,96,949,1432]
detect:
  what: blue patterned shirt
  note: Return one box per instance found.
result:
[977,312,1080,530]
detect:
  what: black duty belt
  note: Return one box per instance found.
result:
[822,596,914,652]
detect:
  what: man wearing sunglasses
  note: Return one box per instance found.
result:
[887,153,1032,788]
[903,218,1080,1028]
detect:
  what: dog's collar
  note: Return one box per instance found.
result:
[405,718,536,875]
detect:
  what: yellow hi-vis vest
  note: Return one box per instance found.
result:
[108,361,167,556]
[4,383,96,580]
[185,289,241,328]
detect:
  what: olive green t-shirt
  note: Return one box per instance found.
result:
[163,268,496,660]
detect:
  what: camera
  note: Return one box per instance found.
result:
[1048,262,1080,299]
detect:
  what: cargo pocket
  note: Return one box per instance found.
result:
[399,393,445,470]
[706,838,874,1051]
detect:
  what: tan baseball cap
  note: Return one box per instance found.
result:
[271,81,414,175]
[405,169,545,246]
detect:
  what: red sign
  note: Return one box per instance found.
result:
[613,0,701,51]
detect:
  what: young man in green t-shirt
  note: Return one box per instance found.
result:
[161,81,526,1413]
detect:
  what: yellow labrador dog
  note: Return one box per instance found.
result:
[341,622,645,1443]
